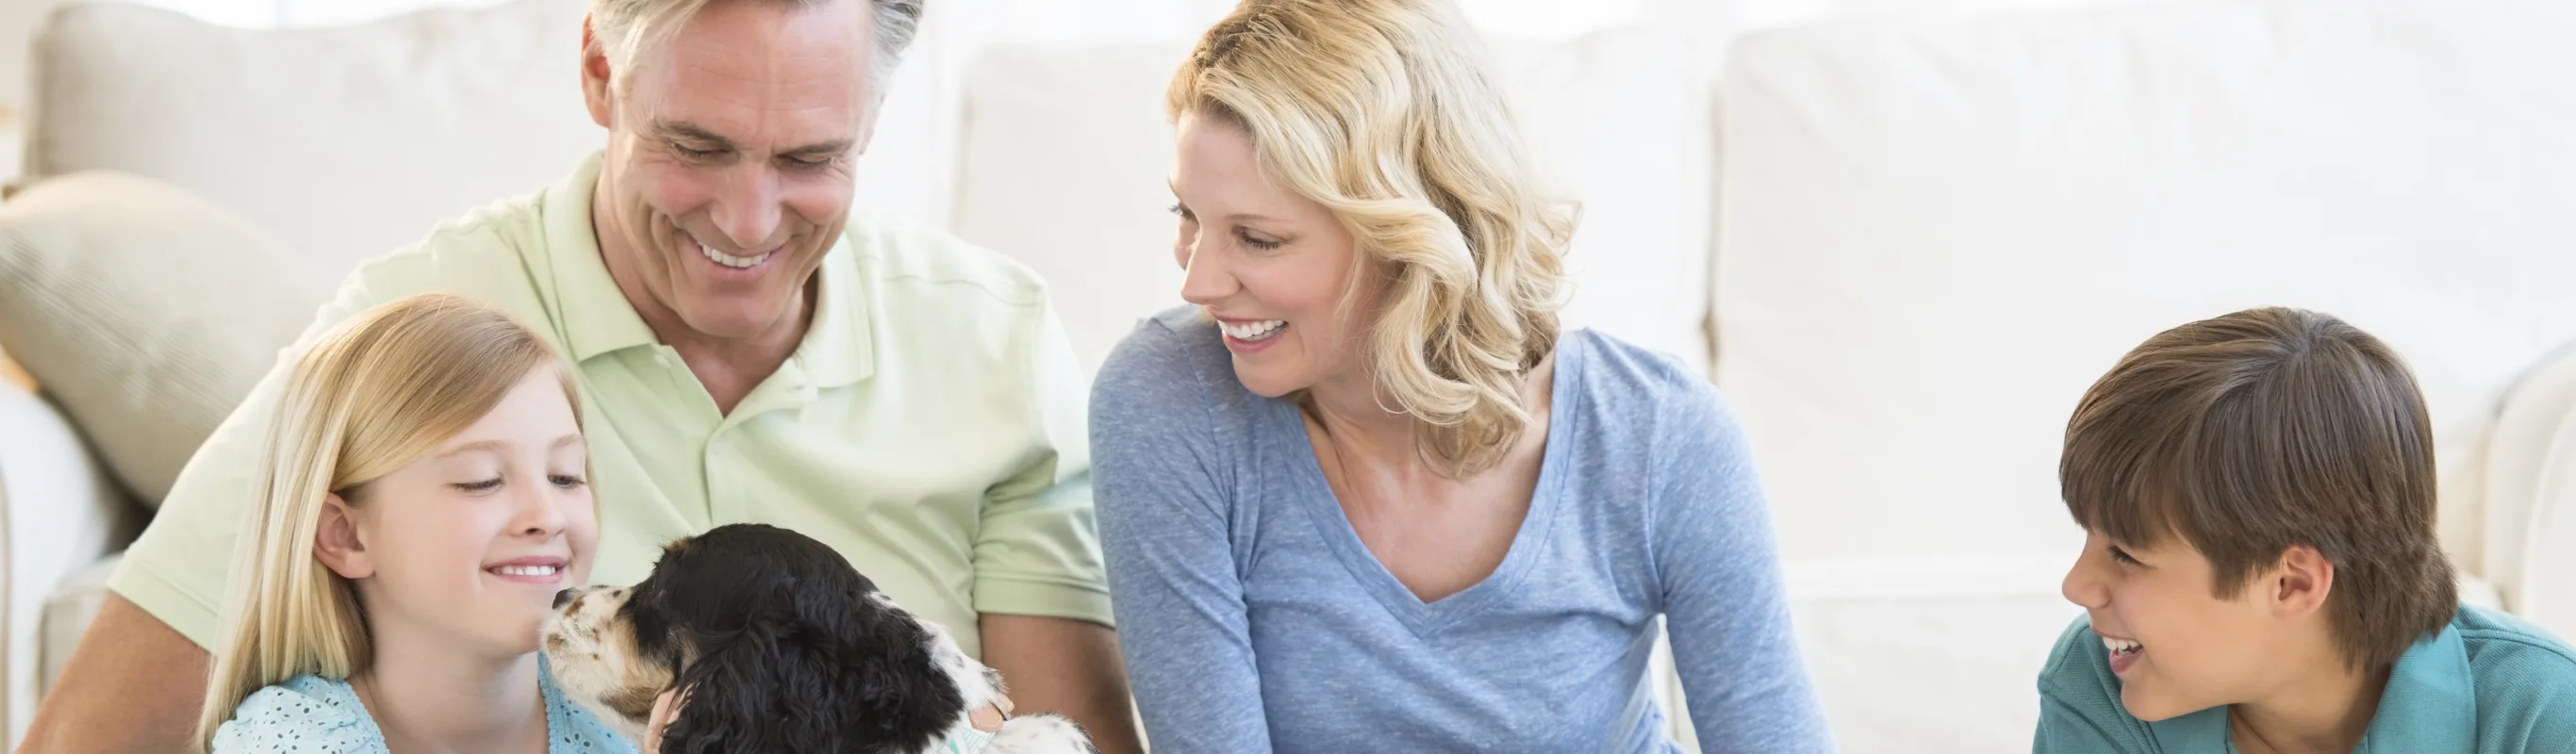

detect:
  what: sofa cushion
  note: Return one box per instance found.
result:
[0,172,319,506]
[948,26,1712,376]
[23,0,599,272]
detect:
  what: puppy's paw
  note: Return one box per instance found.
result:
[987,713,1097,754]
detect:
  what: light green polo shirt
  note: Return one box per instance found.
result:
[112,154,1108,657]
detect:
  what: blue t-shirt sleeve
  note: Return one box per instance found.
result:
[210,676,383,753]
[2033,615,2152,753]
[1646,368,1833,753]
[1091,316,1275,753]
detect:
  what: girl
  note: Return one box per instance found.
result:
[196,293,633,753]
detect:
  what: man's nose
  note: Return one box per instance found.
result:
[710,168,784,251]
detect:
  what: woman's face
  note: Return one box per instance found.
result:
[1169,112,1375,398]
[323,367,599,659]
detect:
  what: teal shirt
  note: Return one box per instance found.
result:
[2035,605,2576,753]
[210,656,634,753]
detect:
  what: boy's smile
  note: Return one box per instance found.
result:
[2096,629,2144,675]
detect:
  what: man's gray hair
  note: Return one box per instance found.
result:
[589,0,925,100]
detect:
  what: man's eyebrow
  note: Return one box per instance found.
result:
[653,121,850,158]
[778,139,856,158]
[653,121,737,150]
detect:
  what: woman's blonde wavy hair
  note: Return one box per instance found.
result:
[195,294,581,752]
[1170,0,1578,478]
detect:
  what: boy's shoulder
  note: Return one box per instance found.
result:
[211,675,385,752]
[2450,605,2576,734]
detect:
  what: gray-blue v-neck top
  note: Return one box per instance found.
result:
[1092,306,1832,753]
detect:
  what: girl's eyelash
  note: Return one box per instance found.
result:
[1168,204,1194,221]
[551,474,587,488]
[1236,228,1281,251]
[453,478,504,493]
[2108,546,2142,566]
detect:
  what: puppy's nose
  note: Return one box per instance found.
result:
[553,589,577,610]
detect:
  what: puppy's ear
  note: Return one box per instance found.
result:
[827,597,966,748]
[654,620,780,753]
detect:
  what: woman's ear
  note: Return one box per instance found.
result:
[2267,545,2337,620]
[313,493,375,580]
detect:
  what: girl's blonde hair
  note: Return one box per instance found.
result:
[1170,0,1578,478]
[196,293,581,751]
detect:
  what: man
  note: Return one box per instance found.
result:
[20,1,1143,750]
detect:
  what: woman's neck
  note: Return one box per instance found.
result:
[1301,372,1420,468]
[351,616,548,754]
[2229,659,2390,754]
[1299,354,1557,481]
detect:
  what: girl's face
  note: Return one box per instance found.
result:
[319,367,598,659]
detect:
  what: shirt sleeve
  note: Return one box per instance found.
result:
[971,296,1114,626]
[1651,379,1835,754]
[1089,320,1276,753]
[209,679,379,753]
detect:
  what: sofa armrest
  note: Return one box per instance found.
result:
[0,385,142,748]
[2483,340,2576,631]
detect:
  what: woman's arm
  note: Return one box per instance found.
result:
[1652,385,1835,753]
[1090,325,1277,752]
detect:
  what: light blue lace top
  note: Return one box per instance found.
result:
[210,655,635,753]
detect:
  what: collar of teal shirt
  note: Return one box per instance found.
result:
[2144,622,2476,754]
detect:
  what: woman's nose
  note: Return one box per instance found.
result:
[1178,245,1237,305]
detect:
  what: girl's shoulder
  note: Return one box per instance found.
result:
[211,675,386,753]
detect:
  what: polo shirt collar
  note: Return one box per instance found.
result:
[542,153,658,363]
[2144,619,2476,753]
[540,152,874,386]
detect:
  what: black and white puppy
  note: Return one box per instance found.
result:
[541,523,1094,753]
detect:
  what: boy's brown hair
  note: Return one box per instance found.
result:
[2061,306,2456,671]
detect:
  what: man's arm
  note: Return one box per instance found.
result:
[965,298,1140,752]
[981,615,1141,754]
[18,594,210,752]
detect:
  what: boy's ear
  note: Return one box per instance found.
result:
[313,493,375,580]
[2265,545,2337,620]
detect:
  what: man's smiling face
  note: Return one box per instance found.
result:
[586,0,874,339]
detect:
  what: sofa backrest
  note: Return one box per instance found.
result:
[946,28,1718,376]
[1715,0,2576,582]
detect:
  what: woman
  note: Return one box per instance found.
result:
[1090,1,1832,751]
[198,294,630,753]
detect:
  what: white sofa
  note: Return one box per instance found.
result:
[5,0,2574,751]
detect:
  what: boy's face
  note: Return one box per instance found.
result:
[2061,530,2292,720]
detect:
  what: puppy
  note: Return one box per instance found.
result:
[542,523,1095,753]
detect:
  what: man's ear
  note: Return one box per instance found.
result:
[581,13,617,129]
[2266,545,2336,620]
[313,493,375,581]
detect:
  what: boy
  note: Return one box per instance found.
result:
[2036,307,2576,753]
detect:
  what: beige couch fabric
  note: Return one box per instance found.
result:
[24,0,599,270]
[0,172,317,506]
